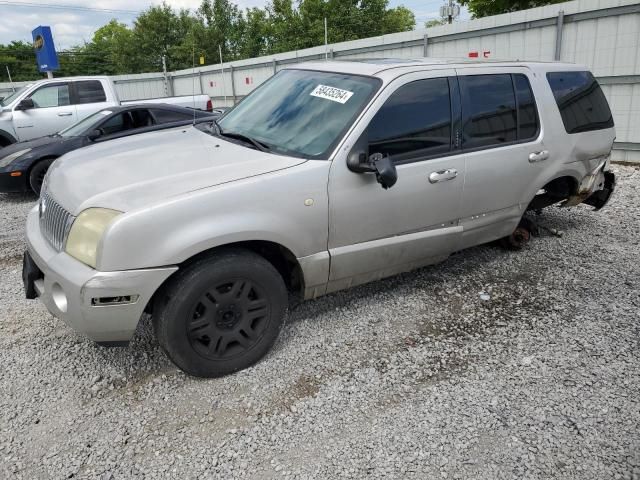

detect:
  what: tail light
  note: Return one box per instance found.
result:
[206,99,213,112]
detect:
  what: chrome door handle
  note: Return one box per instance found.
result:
[529,150,549,163]
[429,168,458,184]
[57,112,73,117]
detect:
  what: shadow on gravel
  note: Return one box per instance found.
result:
[0,192,37,205]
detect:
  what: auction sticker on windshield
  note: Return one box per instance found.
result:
[310,85,354,104]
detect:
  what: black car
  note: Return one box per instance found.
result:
[0,104,217,195]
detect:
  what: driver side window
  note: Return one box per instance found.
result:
[367,77,452,162]
[100,113,131,135]
[29,84,70,108]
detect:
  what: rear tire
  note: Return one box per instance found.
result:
[153,248,287,378]
[29,159,54,196]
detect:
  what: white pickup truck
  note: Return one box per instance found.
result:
[0,76,213,147]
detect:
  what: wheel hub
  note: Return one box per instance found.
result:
[216,304,242,330]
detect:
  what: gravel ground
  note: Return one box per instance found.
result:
[1,166,639,480]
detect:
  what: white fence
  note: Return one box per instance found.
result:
[2,0,640,161]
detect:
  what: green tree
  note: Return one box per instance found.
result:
[237,8,270,58]
[196,0,245,62]
[0,0,420,81]
[132,2,196,72]
[0,41,40,82]
[383,6,416,32]
[265,0,303,53]
[459,0,565,18]
[425,18,447,28]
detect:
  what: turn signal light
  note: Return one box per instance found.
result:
[10,172,22,177]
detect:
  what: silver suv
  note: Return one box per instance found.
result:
[22,60,616,377]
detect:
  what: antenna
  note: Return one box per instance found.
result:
[192,36,196,125]
[219,45,227,105]
[324,18,328,60]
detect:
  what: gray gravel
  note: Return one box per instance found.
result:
[1,166,639,480]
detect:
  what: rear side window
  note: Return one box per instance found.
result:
[514,75,539,140]
[367,77,452,161]
[546,71,613,134]
[75,81,106,104]
[460,74,540,149]
[151,109,194,123]
[460,74,517,149]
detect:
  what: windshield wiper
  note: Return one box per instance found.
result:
[211,119,270,153]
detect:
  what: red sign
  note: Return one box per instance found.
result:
[468,51,479,58]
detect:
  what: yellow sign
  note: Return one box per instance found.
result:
[199,56,205,65]
[33,35,44,50]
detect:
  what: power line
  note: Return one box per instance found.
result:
[0,1,139,14]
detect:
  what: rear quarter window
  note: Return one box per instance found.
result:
[75,80,107,104]
[546,71,613,134]
[151,109,194,123]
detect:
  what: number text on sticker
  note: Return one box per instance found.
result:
[310,85,354,104]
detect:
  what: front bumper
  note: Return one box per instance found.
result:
[24,206,177,343]
[0,170,28,193]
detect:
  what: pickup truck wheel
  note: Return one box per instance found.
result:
[29,159,54,195]
[153,249,287,378]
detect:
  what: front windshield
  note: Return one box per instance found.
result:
[0,85,31,107]
[218,69,380,158]
[59,110,112,137]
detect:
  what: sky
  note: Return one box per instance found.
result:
[0,0,468,48]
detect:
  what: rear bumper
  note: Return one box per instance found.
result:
[0,170,28,193]
[583,171,615,210]
[563,157,616,210]
[24,206,177,343]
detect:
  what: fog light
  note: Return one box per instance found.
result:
[91,295,139,306]
[51,283,68,313]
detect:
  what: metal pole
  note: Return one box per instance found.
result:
[555,10,565,61]
[448,0,453,24]
[324,17,328,60]
[161,55,169,97]
[6,66,14,91]
[219,45,227,104]
[229,64,236,105]
[272,59,277,75]
[46,71,53,79]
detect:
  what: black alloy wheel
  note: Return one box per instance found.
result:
[154,248,287,378]
[187,278,270,361]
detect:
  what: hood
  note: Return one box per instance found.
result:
[1,135,61,158]
[45,126,307,214]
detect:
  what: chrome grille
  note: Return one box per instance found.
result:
[39,191,74,252]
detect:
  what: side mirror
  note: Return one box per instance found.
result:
[16,98,34,111]
[88,129,103,141]
[347,151,397,190]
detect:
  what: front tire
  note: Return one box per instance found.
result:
[153,248,287,378]
[29,159,54,195]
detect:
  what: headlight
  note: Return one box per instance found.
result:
[0,148,31,168]
[65,208,122,268]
